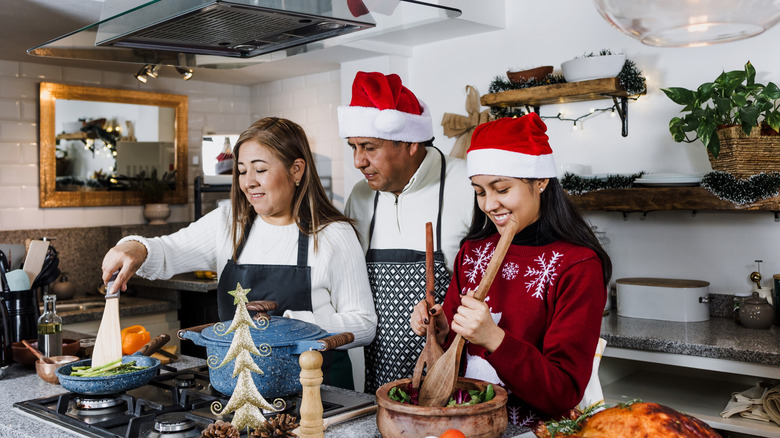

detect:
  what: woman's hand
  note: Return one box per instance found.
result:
[410,300,449,345]
[101,240,147,294]
[451,290,505,352]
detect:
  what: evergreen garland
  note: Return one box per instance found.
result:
[617,58,646,96]
[701,171,780,205]
[488,74,566,119]
[561,172,644,195]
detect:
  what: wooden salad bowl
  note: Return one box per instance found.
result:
[376,377,508,438]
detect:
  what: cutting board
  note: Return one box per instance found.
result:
[150,345,178,364]
[23,240,50,286]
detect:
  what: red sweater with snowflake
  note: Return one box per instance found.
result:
[442,234,606,425]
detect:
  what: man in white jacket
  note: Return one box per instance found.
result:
[340,71,473,393]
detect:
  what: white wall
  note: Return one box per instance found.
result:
[249,70,345,206]
[399,1,780,294]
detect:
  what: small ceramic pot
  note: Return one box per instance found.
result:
[144,203,171,225]
[739,292,775,329]
[51,273,76,300]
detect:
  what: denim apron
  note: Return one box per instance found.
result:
[217,220,353,389]
[363,147,451,394]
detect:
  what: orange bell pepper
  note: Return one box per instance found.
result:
[121,325,150,355]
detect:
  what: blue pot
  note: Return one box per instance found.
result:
[179,316,335,398]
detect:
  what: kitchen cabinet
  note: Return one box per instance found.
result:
[567,187,780,218]
[600,313,780,437]
[480,77,642,136]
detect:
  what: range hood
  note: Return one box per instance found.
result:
[28,0,461,68]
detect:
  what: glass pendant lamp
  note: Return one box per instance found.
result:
[593,0,780,47]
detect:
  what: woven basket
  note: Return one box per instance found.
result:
[710,125,780,179]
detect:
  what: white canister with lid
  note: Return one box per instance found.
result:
[617,278,710,322]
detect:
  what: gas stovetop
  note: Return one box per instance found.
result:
[14,365,374,438]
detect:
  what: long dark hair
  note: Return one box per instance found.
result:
[461,178,611,285]
[229,117,354,258]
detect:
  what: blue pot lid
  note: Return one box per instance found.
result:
[200,316,328,347]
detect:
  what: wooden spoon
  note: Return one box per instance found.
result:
[22,339,53,364]
[417,218,519,407]
[411,222,444,390]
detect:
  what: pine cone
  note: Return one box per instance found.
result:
[201,420,240,438]
[250,413,299,438]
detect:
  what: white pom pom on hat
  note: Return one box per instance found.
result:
[338,71,433,142]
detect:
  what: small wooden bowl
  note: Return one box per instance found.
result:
[507,66,554,83]
[12,338,80,366]
[36,355,80,384]
[376,377,508,438]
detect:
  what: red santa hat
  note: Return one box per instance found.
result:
[338,71,433,142]
[467,113,557,178]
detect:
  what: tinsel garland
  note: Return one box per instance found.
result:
[701,171,780,205]
[561,172,644,195]
[487,51,646,119]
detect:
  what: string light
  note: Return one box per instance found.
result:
[535,96,640,130]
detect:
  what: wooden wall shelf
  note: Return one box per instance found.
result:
[480,77,635,107]
[480,77,644,136]
[56,132,87,140]
[568,187,780,213]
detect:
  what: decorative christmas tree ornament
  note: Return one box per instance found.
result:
[210,283,284,433]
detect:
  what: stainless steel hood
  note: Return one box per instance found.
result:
[27,0,461,69]
[28,0,377,66]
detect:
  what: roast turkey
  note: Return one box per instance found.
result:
[534,402,722,438]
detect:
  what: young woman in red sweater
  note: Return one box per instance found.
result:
[411,113,611,426]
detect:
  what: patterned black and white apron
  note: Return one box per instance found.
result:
[363,147,451,394]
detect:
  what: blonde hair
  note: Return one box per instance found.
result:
[229,117,354,258]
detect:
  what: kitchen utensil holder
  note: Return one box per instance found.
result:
[0,288,40,343]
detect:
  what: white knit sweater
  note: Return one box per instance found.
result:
[345,147,473,273]
[119,207,377,348]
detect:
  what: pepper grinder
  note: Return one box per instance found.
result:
[298,350,324,438]
[751,260,774,306]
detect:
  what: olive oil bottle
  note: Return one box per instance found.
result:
[37,294,62,357]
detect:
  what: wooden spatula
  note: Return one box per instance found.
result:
[417,219,519,407]
[412,222,444,390]
[91,271,122,367]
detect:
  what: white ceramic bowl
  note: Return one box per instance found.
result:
[561,54,626,82]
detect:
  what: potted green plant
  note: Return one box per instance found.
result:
[662,61,780,178]
[132,169,176,224]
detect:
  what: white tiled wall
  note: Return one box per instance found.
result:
[250,70,345,207]
[0,60,344,231]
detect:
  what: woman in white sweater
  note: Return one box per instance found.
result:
[101,117,376,389]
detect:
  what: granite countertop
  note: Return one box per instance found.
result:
[55,295,177,324]
[601,311,780,365]
[128,272,218,293]
[1,352,531,438]
[0,355,205,438]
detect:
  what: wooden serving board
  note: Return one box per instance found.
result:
[150,346,178,364]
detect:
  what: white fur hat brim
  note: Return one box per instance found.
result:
[338,100,433,143]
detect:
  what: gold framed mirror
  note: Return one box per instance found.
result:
[39,82,188,207]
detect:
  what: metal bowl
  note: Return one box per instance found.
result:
[36,355,80,384]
